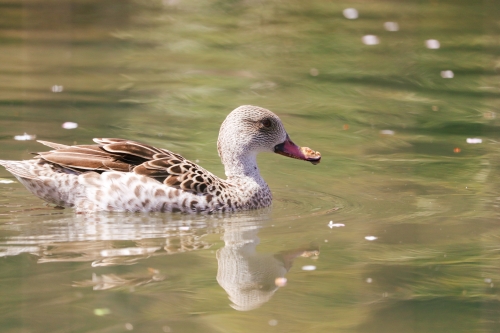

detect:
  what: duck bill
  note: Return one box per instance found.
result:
[274,135,321,165]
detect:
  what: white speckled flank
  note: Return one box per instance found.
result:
[0,106,321,213]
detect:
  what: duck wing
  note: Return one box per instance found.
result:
[37,138,225,195]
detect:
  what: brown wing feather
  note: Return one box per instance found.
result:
[39,151,131,172]
[96,138,164,160]
[35,139,144,173]
[37,140,70,150]
[35,138,225,195]
[129,147,223,195]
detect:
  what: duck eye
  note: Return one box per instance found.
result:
[261,119,272,128]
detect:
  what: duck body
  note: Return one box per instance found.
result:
[0,106,321,213]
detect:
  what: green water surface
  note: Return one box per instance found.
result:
[0,0,499,332]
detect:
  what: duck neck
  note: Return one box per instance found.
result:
[222,151,265,185]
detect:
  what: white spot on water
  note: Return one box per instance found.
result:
[51,85,64,93]
[466,138,482,144]
[380,130,395,135]
[362,35,379,45]
[125,323,133,330]
[366,277,373,283]
[14,133,36,141]
[310,68,319,76]
[384,22,399,31]
[302,265,316,271]
[62,122,78,129]
[93,308,111,316]
[268,319,278,326]
[275,277,287,287]
[425,39,440,49]
[0,179,15,184]
[100,247,159,257]
[328,221,345,228]
[441,70,454,78]
[343,8,358,19]
[485,278,492,283]
[365,236,378,241]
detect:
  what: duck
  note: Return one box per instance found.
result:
[0,105,321,213]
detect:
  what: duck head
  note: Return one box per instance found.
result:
[217,105,321,178]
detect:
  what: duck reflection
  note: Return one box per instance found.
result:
[73,268,166,290]
[0,212,216,265]
[0,211,318,310]
[217,221,319,311]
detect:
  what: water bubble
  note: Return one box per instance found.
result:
[365,236,377,241]
[343,8,358,19]
[440,70,454,78]
[362,35,379,45]
[125,323,134,330]
[384,22,399,31]
[425,39,440,49]
[366,278,373,283]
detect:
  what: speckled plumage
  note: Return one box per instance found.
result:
[0,105,321,213]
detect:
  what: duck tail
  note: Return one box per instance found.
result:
[0,160,39,180]
[36,140,70,150]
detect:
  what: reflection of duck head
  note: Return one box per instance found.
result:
[217,221,319,311]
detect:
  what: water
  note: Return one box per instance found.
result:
[0,0,499,332]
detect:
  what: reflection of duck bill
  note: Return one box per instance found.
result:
[275,243,320,270]
[217,239,320,311]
